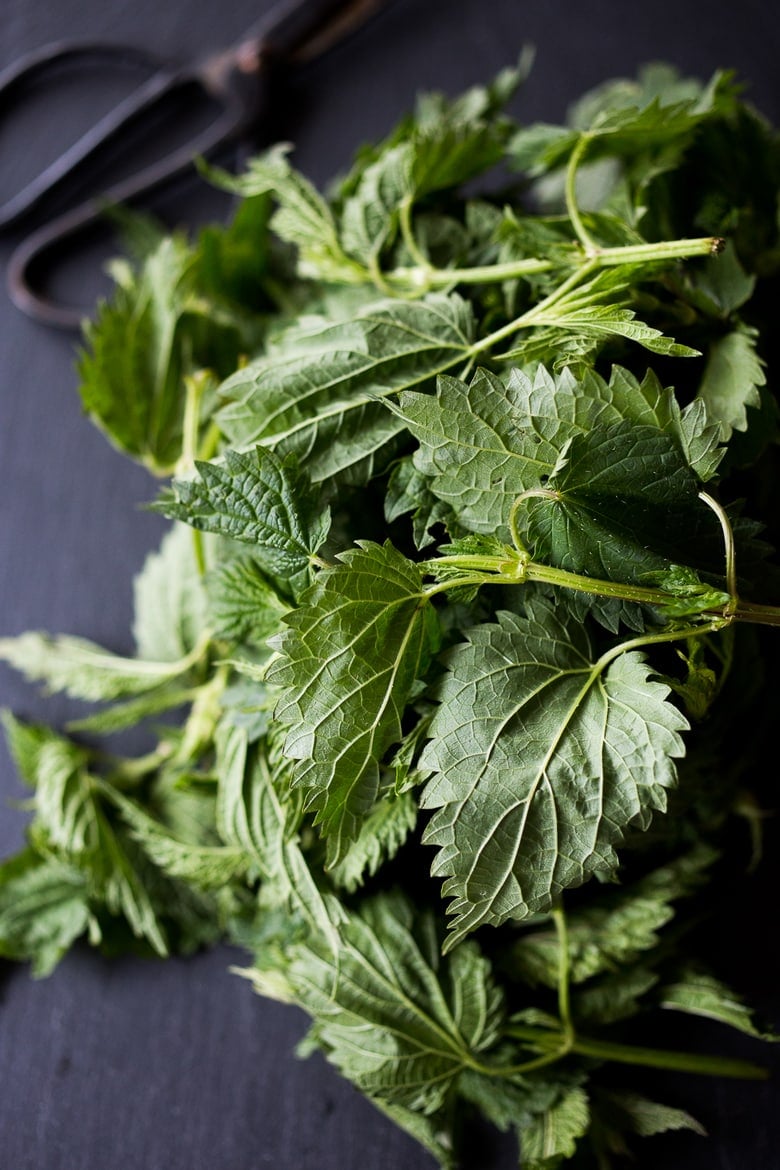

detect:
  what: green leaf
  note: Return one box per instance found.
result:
[216,294,475,485]
[511,846,715,988]
[154,446,330,592]
[329,789,418,893]
[0,630,206,702]
[661,967,777,1040]
[286,891,504,1112]
[206,555,290,645]
[421,598,687,945]
[205,145,364,284]
[215,723,340,942]
[698,324,766,440]
[396,363,722,539]
[77,235,243,474]
[572,966,660,1026]
[520,1085,590,1169]
[132,523,210,662]
[1,711,62,787]
[338,66,520,269]
[269,542,438,865]
[107,787,247,891]
[523,422,709,584]
[0,849,91,977]
[597,1089,706,1139]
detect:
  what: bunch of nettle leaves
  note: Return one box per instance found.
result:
[2,59,780,1167]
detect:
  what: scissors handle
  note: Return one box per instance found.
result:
[2,0,393,327]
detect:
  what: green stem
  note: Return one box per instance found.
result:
[570,1035,768,1079]
[552,906,574,1042]
[565,134,597,253]
[699,490,739,614]
[425,551,780,628]
[399,197,432,275]
[504,1024,767,1079]
[388,235,720,294]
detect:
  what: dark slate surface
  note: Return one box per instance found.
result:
[1,1,779,1167]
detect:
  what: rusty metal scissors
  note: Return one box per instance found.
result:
[0,0,390,327]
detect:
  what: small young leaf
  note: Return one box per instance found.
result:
[0,849,91,977]
[698,324,766,440]
[155,446,330,592]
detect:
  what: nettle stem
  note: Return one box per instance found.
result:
[427,550,780,629]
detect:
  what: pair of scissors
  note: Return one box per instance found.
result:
[0,0,390,328]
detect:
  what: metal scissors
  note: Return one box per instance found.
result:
[0,0,390,328]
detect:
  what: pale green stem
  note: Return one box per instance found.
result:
[399,197,432,274]
[388,235,720,293]
[552,905,574,1043]
[699,490,739,614]
[504,1024,767,1079]
[565,134,598,254]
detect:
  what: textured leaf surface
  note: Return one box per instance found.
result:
[421,598,687,944]
[216,295,475,484]
[520,1085,590,1169]
[288,892,504,1112]
[0,849,91,977]
[0,631,203,702]
[661,967,777,1039]
[269,543,437,865]
[522,422,705,583]
[205,555,290,645]
[397,363,721,537]
[156,446,330,589]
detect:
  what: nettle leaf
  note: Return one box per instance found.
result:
[511,845,715,988]
[520,1085,590,1170]
[0,848,91,977]
[329,789,418,893]
[287,891,504,1113]
[77,235,243,475]
[395,363,721,539]
[155,446,330,593]
[698,324,766,440]
[420,597,687,946]
[661,967,777,1040]
[216,294,475,486]
[269,542,439,866]
[132,523,210,663]
[337,65,520,267]
[205,555,290,646]
[595,1089,705,1143]
[522,422,707,584]
[215,723,340,941]
[23,735,168,954]
[0,630,204,703]
[205,146,363,283]
[108,787,247,891]
[572,965,660,1026]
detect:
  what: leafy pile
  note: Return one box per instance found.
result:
[2,60,780,1167]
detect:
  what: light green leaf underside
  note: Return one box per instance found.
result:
[420,597,687,946]
[520,1085,590,1169]
[133,522,210,662]
[0,630,204,703]
[287,892,504,1113]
